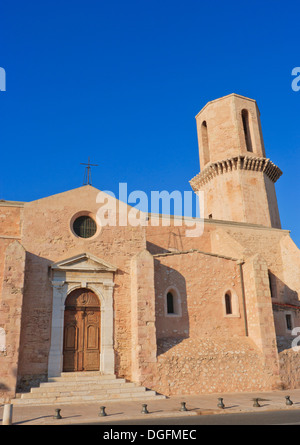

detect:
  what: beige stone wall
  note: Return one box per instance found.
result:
[0,204,25,400]
[0,239,13,293]
[279,349,300,389]
[149,249,283,395]
[0,241,26,401]
[153,337,277,396]
[148,218,299,364]
[153,250,245,341]
[0,203,23,293]
[211,221,288,293]
[146,217,212,254]
[264,175,281,229]
[131,250,157,387]
[197,166,280,228]
[242,254,280,385]
[210,221,300,356]
[0,204,23,238]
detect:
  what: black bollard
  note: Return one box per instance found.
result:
[253,398,261,407]
[99,406,107,417]
[180,402,187,412]
[217,398,225,409]
[53,408,62,419]
[285,396,293,406]
[141,404,149,414]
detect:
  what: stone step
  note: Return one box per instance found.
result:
[59,371,113,378]
[35,381,136,392]
[25,386,146,398]
[45,378,127,386]
[48,373,117,382]
[12,391,165,406]
[12,372,166,407]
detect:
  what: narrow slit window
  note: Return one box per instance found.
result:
[167,292,175,314]
[225,293,232,315]
[268,271,275,298]
[241,109,253,152]
[201,121,210,165]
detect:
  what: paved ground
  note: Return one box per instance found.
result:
[2,388,300,425]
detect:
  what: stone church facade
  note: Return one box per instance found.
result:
[1,93,300,401]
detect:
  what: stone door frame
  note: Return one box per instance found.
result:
[47,253,116,377]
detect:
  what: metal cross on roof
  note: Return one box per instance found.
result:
[80,157,98,185]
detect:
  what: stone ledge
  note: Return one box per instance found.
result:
[153,248,240,262]
[0,200,25,207]
[190,155,282,190]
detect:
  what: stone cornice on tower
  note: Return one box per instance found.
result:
[190,155,282,191]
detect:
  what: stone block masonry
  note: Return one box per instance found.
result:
[0,241,26,400]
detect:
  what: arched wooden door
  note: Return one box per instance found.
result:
[63,288,100,372]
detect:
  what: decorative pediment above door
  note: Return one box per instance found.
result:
[51,252,117,273]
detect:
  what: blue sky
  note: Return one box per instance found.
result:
[1,0,299,245]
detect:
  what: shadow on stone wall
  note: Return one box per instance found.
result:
[270,272,299,353]
[154,261,189,355]
[17,252,53,390]
[269,271,298,302]
[146,241,170,255]
[0,382,9,391]
[0,365,17,400]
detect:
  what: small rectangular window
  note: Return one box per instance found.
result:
[286,314,292,331]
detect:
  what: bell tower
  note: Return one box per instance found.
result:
[190,94,282,228]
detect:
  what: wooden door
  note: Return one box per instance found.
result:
[63,289,100,372]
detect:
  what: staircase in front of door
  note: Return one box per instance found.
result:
[12,372,166,406]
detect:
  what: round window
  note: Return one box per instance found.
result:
[72,215,97,238]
